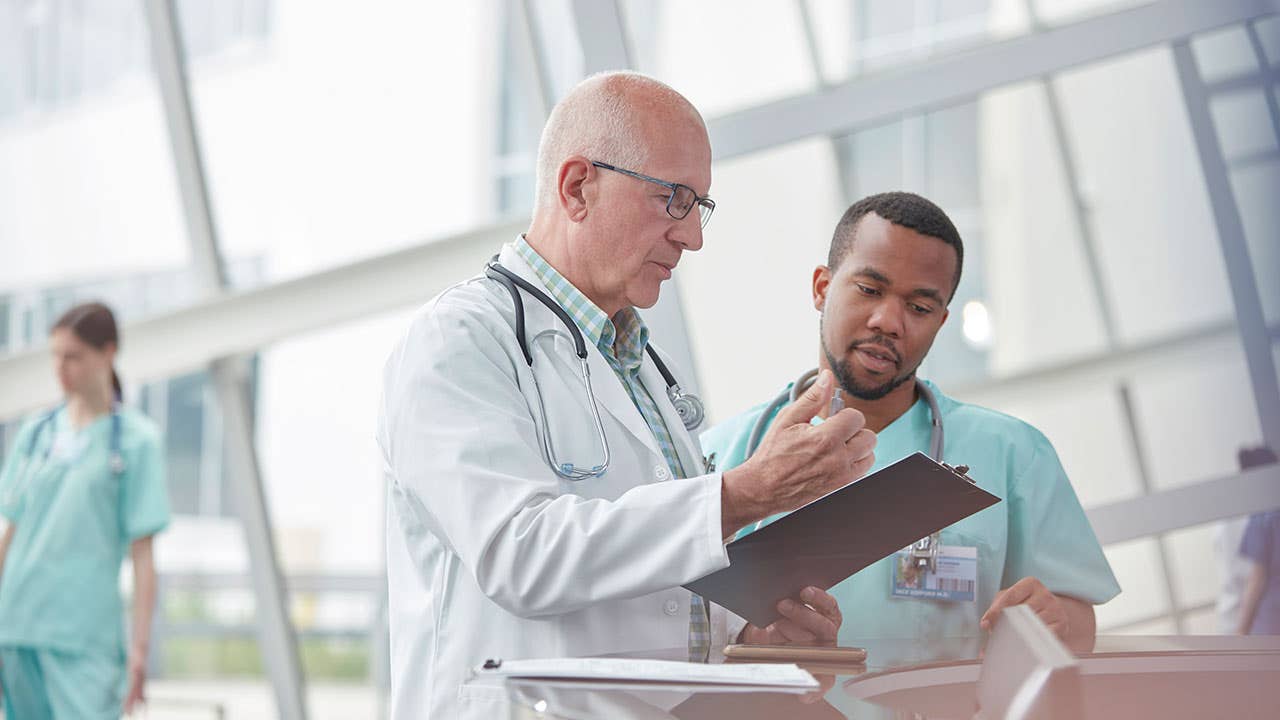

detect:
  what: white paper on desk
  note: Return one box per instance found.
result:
[474,657,818,689]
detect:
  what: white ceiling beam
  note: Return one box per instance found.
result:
[0,220,526,419]
[1088,462,1280,545]
[707,0,1280,160]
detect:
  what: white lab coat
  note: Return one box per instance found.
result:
[378,243,745,719]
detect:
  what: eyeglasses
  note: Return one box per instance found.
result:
[591,161,716,228]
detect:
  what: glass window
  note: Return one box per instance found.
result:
[254,310,412,573]
[1028,0,1155,27]
[163,371,207,516]
[1130,338,1263,491]
[678,138,845,423]
[0,295,10,353]
[178,2,510,289]
[1253,14,1280,67]
[0,39,191,326]
[805,0,1021,86]
[1181,607,1219,634]
[622,0,817,117]
[1231,159,1280,326]
[1164,522,1221,611]
[494,0,544,218]
[1191,25,1263,84]
[1096,538,1170,630]
[978,81,1110,373]
[1211,89,1278,162]
[978,383,1144,508]
[1056,46,1235,344]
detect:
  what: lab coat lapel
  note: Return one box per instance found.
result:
[495,243,663,461]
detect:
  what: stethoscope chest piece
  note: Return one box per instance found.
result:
[485,256,707,477]
[667,384,705,432]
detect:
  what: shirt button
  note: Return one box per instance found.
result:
[655,465,670,481]
[664,599,680,616]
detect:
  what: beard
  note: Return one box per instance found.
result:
[820,317,919,401]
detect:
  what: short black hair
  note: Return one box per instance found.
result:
[827,191,964,301]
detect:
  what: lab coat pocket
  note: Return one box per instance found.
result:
[456,679,511,715]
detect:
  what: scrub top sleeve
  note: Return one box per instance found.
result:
[0,418,40,522]
[1003,433,1120,605]
[1239,514,1272,567]
[120,430,171,540]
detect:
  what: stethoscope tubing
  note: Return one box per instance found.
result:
[484,258,705,481]
[6,404,125,506]
[742,370,945,534]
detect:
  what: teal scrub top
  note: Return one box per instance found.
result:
[701,379,1120,644]
[0,406,170,656]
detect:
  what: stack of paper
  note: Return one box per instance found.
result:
[474,657,818,689]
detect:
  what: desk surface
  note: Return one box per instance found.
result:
[493,635,1280,719]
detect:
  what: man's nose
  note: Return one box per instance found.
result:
[867,299,905,339]
[670,213,704,252]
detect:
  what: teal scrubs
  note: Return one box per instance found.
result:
[0,406,170,719]
[701,379,1119,645]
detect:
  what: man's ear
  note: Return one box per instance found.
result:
[812,265,832,312]
[558,156,593,222]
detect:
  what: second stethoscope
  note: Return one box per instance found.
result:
[2,404,125,506]
[741,368,951,566]
[484,258,706,481]
[744,368,944,463]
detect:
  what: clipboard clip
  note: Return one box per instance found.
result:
[909,461,974,573]
[909,532,942,573]
[942,462,975,484]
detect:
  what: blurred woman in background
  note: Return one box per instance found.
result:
[0,302,170,719]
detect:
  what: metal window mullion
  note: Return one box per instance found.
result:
[1173,38,1280,453]
[143,1,308,718]
[1023,0,1120,347]
[1246,20,1280,147]
[569,0,632,75]
[1116,385,1185,633]
[795,0,858,203]
[513,0,554,120]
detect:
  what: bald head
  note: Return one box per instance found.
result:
[534,71,706,210]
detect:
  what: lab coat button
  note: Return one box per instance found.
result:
[654,465,670,480]
[663,599,680,616]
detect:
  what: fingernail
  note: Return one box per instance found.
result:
[801,587,816,601]
[780,599,795,611]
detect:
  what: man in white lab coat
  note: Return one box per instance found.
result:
[378,71,877,718]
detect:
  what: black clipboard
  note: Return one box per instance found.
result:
[685,452,1001,627]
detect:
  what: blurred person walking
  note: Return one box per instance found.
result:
[0,302,170,719]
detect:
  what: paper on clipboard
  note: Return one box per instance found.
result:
[685,452,1001,627]
[474,657,819,689]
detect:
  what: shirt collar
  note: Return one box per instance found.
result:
[513,235,650,368]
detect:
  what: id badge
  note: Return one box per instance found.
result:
[891,545,978,602]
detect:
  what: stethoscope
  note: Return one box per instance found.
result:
[2,404,125,506]
[741,368,951,554]
[484,258,706,481]
[744,368,944,462]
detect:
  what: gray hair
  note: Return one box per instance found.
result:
[533,71,697,210]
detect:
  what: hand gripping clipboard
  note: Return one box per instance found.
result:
[685,452,1001,628]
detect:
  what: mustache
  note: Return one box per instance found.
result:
[848,336,902,365]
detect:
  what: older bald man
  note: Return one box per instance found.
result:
[378,71,876,718]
